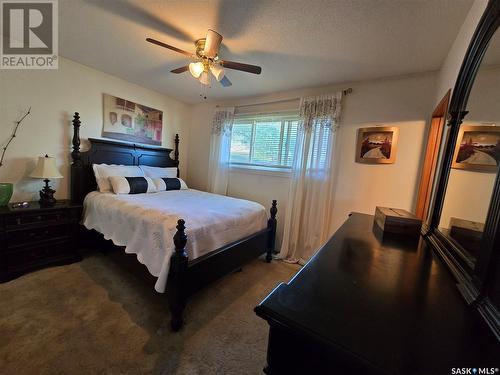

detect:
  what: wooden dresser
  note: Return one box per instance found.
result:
[255,213,499,375]
[0,200,82,282]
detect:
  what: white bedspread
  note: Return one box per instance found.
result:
[82,189,268,293]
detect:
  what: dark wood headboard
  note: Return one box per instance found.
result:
[70,112,179,204]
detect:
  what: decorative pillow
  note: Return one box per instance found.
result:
[140,165,178,179]
[153,177,188,191]
[109,176,157,195]
[92,164,144,192]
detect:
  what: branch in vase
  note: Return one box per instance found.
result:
[0,107,31,167]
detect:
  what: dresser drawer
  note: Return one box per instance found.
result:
[6,210,67,228]
[4,241,70,270]
[6,224,70,249]
[0,201,82,282]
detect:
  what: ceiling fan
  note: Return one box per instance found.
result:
[146,29,262,88]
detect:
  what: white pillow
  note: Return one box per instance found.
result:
[92,164,144,192]
[140,165,178,179]
[109,176,157,194]
[153,177,188,191]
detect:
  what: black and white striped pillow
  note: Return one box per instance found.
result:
[108,176,157,194]
[153,178,188,191]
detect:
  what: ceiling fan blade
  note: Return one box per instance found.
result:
[220,60,261,75]
[204,29,222,58]
[146,38,193,57]
[220,76,232,87]
[170,66,189,74]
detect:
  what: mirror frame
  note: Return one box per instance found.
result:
[425,0,500,338]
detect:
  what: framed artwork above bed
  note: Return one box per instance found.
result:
[102,94,163,146]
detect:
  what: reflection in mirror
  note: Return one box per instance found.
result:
[439,29,500,263]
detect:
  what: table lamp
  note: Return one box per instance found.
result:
[29,155,63,206]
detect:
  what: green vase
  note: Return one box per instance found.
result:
[0,183,13,206]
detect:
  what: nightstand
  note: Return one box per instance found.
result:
[0,200,82,282]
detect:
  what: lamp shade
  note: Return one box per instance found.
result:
[189,62,204,78]
[210,64,225,81]
[199,71,211,86]
[29,155,63,179]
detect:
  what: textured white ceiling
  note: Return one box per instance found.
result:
[59,0,473,103]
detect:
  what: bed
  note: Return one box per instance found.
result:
[70,112,277,331]
[82,189,268,293]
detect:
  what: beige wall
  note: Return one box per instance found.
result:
[0,57,190,202]
[187,72,437,245]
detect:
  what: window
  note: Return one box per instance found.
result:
[230,112,300,169]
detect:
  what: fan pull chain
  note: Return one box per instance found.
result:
[199,81,210,100]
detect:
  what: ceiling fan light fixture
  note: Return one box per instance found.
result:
[146,31,262,90]
[199,71,211,86]
[210,64,225,81]
[189,62,204,78]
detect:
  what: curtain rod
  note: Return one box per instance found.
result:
[216,87,353,109]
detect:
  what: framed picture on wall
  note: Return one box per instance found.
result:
[102,94,163,146]
[451,125,500,172]
[355,126,399,164]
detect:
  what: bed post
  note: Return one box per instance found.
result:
[267,200,278,263]
[174,133,180,178]
[71,112,82,203]
[167,219,188,331]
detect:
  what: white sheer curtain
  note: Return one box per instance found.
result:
[279,93,343,264]
[208,107,235,195]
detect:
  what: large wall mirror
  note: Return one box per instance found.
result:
[438,28,500,267]
[426,0,500,340]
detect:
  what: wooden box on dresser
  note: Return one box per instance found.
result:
[0,200,82,282]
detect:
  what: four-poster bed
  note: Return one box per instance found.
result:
[70,112,277,331]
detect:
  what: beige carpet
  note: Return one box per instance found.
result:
[0,253,299,375]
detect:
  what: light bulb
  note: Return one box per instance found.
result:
[210,64,225,81]
[199,71,211,86]
[189,62,204,78]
